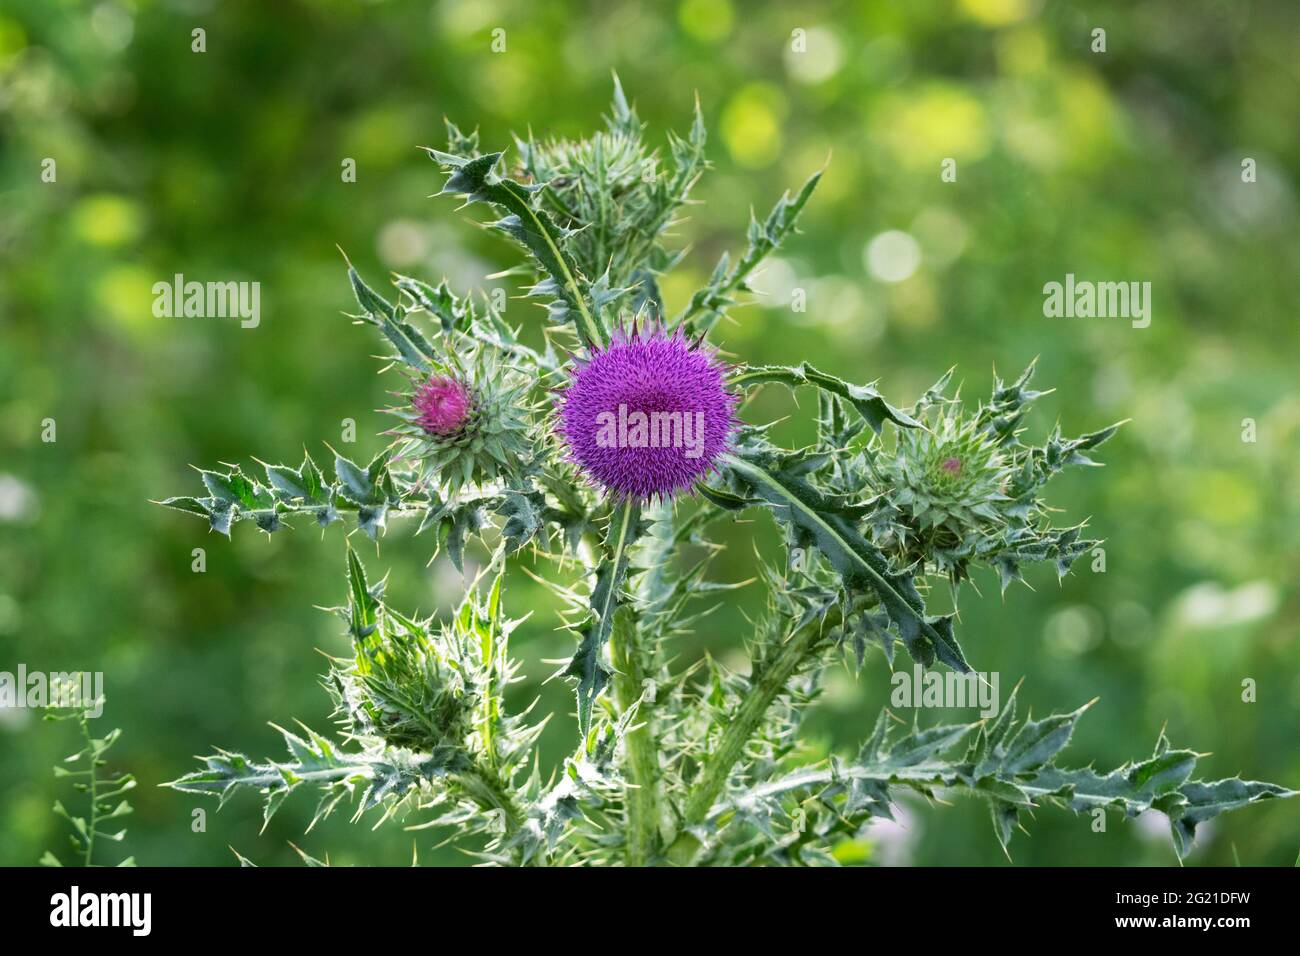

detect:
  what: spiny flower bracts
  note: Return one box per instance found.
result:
[385,342,535,494]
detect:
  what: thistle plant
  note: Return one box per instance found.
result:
[160,80,1293,866]
[41,680,136,867]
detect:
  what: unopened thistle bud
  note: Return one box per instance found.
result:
[389,344,534,493]
[887,412,1010,530]
[875,408,1013,573]
[414,375,473,436]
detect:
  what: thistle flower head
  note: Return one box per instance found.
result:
[413,375,473,436]
[558,324,737,501]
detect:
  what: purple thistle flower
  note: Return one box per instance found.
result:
[558,325,737,501]
[413,375,472,437]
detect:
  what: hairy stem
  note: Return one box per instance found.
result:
[681,605,842,826]
[610,611,659,865]
[457,762,525,835]
[612,503,675,865]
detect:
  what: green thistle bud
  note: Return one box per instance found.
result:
[327,549,531,789]
[337,616,479,755]
[877,407,1011,568]
[331,553,482,756]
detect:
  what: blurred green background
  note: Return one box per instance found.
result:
[1,0,1297,866]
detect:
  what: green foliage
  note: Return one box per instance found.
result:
[168,550,543,857]
[158,446,592,571]
[565,500,641,740]
[154,81,1295,866]
[675,168,823,336]
[719,446,971,673]
[730,363,920,433]
[692,684,1294,865]
[41,683,137,867]
[516,75,707,322]
[158,450,389,538]
[426,144,607,348]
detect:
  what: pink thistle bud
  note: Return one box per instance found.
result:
[413,375,472,437]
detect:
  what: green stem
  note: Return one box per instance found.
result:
[610,610,659,866]
[611,503,675,865]
[80,717,97,867]
[457,763,525,835]
[605,502,660,868]
[681,605,841,827]
[671,255,761,336]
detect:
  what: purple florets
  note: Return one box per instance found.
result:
[558,325,737,500]
[414,375,472,436]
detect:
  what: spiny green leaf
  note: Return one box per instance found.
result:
[565,500,641,740]
[732,363,921,434]
[706,692,1296,862]
[345,546,379,640]
[424,148,605,349]
[722,451,970,672]
[159,450,415,537]
[676,168,822,335]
